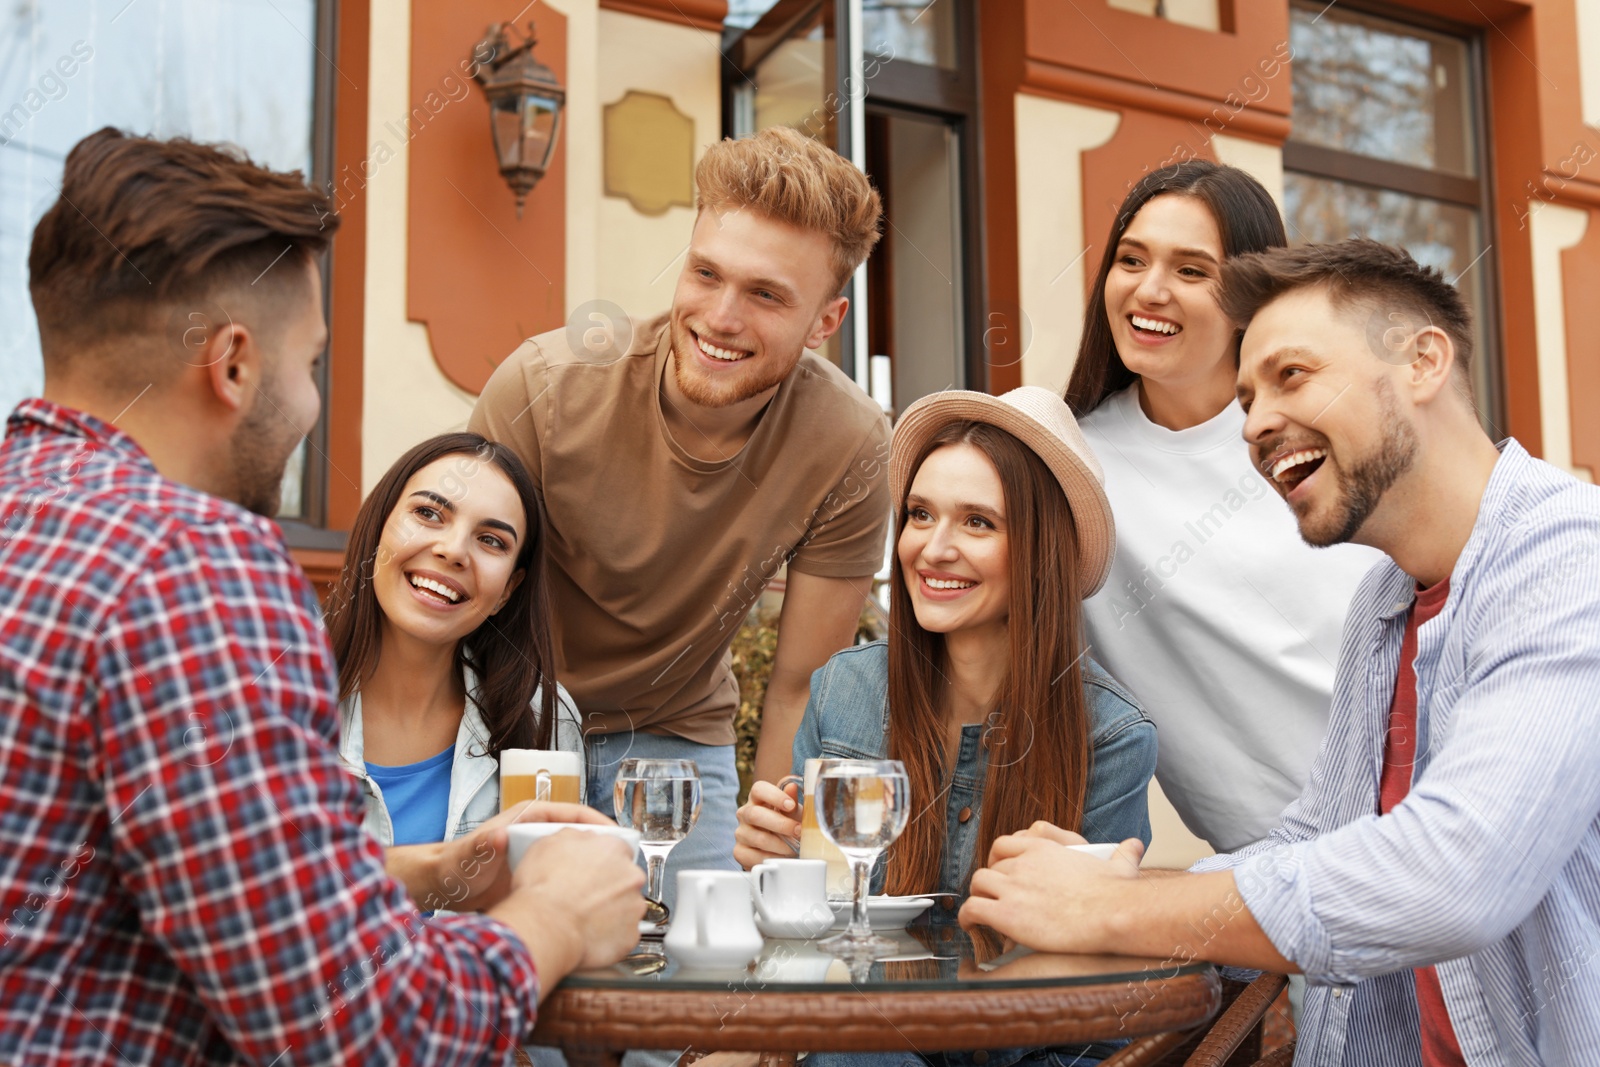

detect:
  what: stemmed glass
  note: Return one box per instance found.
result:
[815,759,911,957]
[613,757,703,918]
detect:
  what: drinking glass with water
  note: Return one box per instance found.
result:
[815,759,911,957]
[613,758,703,913]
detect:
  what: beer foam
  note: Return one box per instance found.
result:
[500,749,582,776]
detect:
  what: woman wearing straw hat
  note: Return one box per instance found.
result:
[736,386,1156,1064]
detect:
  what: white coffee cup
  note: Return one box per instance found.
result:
[506,822,641,870]
[665,870,764,969]
[1070,842,1120,861]
[749,858,833,938]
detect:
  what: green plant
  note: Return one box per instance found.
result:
[730,605,781,802]
[729,589,888,801]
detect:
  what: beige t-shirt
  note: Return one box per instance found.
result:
[469,313,891,744]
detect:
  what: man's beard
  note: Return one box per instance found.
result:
[228,374,302,518]
[669,320,793,409]
[1299,378,1417,547]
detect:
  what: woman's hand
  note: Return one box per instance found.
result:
[733,779,802,870]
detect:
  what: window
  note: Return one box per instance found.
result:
[725,0,982,412]
[1283,0,1502,432]
[0,0,337,533]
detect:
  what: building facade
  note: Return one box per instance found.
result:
[1,0,1597,591]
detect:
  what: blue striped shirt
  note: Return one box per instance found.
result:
[1194,440,1600,1066]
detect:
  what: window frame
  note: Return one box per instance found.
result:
[1283,0,1505,434]
[279,0,353,552]
[859,0,985,394]
[721,0,986,391]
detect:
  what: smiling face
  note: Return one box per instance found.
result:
[668,207,848,409]
[1237,286,1418,547]
[897,443,1012,642]
[371,454,528,651]
[1103,194,1235,393]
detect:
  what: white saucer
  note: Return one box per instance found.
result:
[755,904,838,940]
[826,895,935,930]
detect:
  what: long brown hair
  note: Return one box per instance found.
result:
[884,423,1091,896]
[324,433,559,756]
[1064,160,1286,416]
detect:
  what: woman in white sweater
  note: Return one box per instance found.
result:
[1066,161,1382,855]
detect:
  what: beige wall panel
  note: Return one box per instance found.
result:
[1530,202,1589,476]
[1579,0,1600,131]
[1015,95,1120,393]
[1104,0,1219,32]
[1144,779,1215,870]
[1211,133,1285,211]
[594,10,722,321]
[564,0,603,312]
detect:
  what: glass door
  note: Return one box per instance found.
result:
[725,0,853,372]
[725,0,980,412]
[864,106,965,415]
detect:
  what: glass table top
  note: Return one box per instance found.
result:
[561,920,1213,993]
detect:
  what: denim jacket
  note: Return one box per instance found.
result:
[338,668,584,846]
[792,640,1157,905]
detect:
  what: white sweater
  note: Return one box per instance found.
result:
[1080,384,1384,852]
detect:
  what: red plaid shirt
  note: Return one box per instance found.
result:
[0,400,540,1065]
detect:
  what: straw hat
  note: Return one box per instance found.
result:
[890,386,1116,596]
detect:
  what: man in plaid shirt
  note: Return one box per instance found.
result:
[0,129,645,1065]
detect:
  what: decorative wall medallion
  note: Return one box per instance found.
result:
[603,90,695,217]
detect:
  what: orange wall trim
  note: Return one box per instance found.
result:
[406,3,569,395]
[1481,0,1545,451]
[295,549,346,604]
[1021,61,1291,145]
[324,0,369,532]
[1527,167,1600,213]
[1022,0,1292,122]
[1562,212,1600,480]
[980,0,1027,395]
[599,0,727,33]
[1082,111,1221,296]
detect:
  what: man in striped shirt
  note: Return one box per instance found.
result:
[0,129,644,1065]
[962,240,1600,1065]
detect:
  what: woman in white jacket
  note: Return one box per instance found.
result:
[325,433,583,851]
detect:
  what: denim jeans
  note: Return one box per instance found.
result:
[584,730,742,915]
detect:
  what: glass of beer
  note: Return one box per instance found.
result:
[500,749,583,808]
[797,758,855,899]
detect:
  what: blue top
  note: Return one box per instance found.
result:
[793,640,1158,905]
[365,745,455,847]
[1195,440,1600,1066]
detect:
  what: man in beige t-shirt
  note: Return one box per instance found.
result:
[470,128,889,904]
